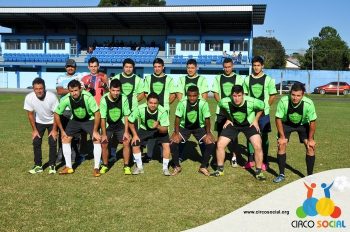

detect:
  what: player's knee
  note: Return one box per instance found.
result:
[62,136,71,143]
[48,137,57,146]
[122,140,130,147]
[32,137,42,147]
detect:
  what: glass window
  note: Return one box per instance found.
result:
[49,39,65,50]
[27,39,43,50]
[205,40,223,51]
[5,39,21,50]
[230,39,249,52]
[180,40,199,51]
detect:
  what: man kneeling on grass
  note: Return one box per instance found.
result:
[273,83,317,183]
[170,85,215,176]
[54,80,102,177]
[212,85,266,181]
[128,92,172,176]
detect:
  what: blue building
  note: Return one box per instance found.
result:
[0,5,266,89]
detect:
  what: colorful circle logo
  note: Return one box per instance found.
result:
[296,182,341,219]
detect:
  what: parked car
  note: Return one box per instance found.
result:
[275,80,305,93]
[313,82,350,95]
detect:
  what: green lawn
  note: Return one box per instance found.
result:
[0,93,349,231]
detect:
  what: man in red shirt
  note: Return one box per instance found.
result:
[81,57,108,105]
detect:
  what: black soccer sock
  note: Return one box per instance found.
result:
[201,143,215,168]
[217,165,224,172]
[277,153,286,175]
[170,143,180,167]
[306,155,315,175]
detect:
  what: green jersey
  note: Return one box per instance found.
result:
[218,96,264,126]
[144,74,176,111]
[100,93,131,127]
[175,98,211,129]
[212,72,244,114]
[176,75,209,97]
[55,90,98,121]
[275,95,317,126]
[243,74,277,114]
[128,103,169,131]
[111,73,143,111]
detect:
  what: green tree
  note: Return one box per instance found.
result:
[98,0,166,6]
[253,37,286,69]
[301,26,350,70]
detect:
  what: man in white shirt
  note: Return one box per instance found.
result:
[24,78,59,174]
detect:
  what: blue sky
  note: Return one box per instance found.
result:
[0,0,349,54]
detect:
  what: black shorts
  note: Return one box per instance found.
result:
[215,114,227,135]
[65,120,94,137]
[220,124,259,141]
[259,114,271,133]
[106,122,125,143]
[179,127,206,144]
[280,123,310,143]
[132,128,170,147]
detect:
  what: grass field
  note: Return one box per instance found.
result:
[0,93,349,232]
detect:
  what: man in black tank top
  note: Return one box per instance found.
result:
[170,86,215,176]
[273,83,317,183]
[54,80,102,177]
[100,79,132,175]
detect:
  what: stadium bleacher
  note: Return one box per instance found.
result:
[84,46,159,63]
[3,53,69,63]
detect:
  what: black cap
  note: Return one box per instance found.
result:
[65,59,76,67]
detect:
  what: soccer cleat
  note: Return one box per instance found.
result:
[163,169,171,176]
[243,161,255,169]
[59,167,74,175]
[48,165,56,174]
[231,156,238,168]
[28,165,43,174]
[210,170,224,177]
[171,166,182,176]
[132,167,144,175]
[273,174,285,183]
[93,168,101,177]
[256,172,266,181]
[198,167,210,176]
[100,164,109,174]
[123,166,132,175]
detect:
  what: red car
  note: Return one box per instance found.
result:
[314,82,350,95]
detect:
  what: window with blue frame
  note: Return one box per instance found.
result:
[5,39,21,50]
[27,39,43,50]
[49,39,65,50]
[205,40,223,51]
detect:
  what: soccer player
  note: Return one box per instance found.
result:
[243,56,277,170]
[24,78,58,174]
[144,58,176,159]
[212,85,266,181]
[110,58,144,161]
[176,59,210,100]
[111,58,144,110]
[212,57,244,167]
[100,79,132,175]
[170,86,215,176]
[273,83,317,183]
[56,59,84,163]
[81,57,108,105]
[54,80,102,177]
[128,93,171,176]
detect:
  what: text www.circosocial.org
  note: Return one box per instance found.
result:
[243,210,290,215]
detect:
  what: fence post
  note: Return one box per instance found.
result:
[337,71,340,96]
[308,70,311,94]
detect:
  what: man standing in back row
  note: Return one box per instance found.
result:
[243,56,277,170]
